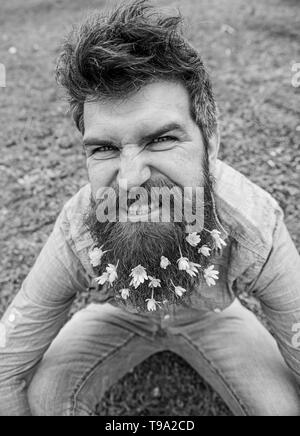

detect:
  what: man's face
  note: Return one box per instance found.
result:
[83,80,206,201]
[82,80,217,311]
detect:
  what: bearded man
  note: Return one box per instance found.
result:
[0,0,300,416]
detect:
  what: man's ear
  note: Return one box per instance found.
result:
[207,127,220,175]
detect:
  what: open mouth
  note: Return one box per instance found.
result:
[126,202,160,222]
[116,193,180,223]
[116,197,162,222]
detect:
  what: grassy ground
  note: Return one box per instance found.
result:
[0,0,299,416]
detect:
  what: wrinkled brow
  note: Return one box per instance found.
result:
[83,121,187,146]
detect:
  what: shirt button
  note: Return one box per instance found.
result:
[8,313,16,322]
[214,308,222,314]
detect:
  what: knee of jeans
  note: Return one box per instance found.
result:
[27,364,97,416]
[27,364,74,416]
[247,392,300,416]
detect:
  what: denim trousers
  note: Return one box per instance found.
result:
[27,298,300,416]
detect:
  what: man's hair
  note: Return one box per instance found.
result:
[56,0,217,142]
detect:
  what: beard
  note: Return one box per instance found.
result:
[84,157,220,312]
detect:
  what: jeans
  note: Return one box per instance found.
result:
[27,298,300,416]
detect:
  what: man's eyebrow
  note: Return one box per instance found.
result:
[141,122,187,142]
[83,138,115,147]
[83,122,187,146]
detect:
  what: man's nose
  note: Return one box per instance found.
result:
[117,146,151,191]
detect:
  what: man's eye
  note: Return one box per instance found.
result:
[152,136,176,144]
[88,145,119,159]
[92,145,116,153]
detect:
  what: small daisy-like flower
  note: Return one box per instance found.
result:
[177,257,190,271]
[204,265,220,287]
[89,245,107,267]
[186,232,201,247]
[198,245,211,257]
[146,298,157,312]
[95,263,118,286]
[145,290,161,312]
[120,288,130,300]
[148,276,161,288]
[160,256,171,269]
[174,285,187,298]
[210,230,227,250]
[106,263,118,284]
[95,271,109,286]
[129,265,148,289]
[185,261,201,277]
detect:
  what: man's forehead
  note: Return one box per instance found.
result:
[83,80,192,133]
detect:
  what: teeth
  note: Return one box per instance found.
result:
[139,204,149,215]
[128,204,149,215]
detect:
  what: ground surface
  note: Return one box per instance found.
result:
[0,0,299,416]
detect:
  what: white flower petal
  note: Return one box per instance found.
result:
[211,229,227,249]
[160,256,171,269]
[198,245,211,257]
[174,285,187,298]
[89,246,107,267]
[146,298,157,311]
[186,232,201,247]
[120,288,130,300]
[177,257,190,270]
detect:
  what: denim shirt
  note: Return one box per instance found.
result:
[0,159,300,415]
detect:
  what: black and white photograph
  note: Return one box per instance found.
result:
[0,0,299,418]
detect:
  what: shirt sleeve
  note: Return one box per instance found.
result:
[0,208,89,416]
[251,207,300,386]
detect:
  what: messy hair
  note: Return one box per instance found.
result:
[56,0,218,141]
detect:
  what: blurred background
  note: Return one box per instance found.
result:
[0,0,299,416]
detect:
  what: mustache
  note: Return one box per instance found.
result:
[93,177,182,208]
[92,175,214,234]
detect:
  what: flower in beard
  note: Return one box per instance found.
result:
[89,245,107,267]
[210,230,227,250]
[148,276,161,288]
[146,289,161,312]
[204,265,219,286]
[106,263,118,283]
[120,288,130,300]
[146,298,157,311]
[95,263,118,286]
[171,281,187,298]
[95,271,109,286]
[129,265,148,289]
[185,261,201,277]
[177,256,201,277]
[160,256,171,269]
[186,232,201,247]
[198,245,211,257]
[177,256,190,271]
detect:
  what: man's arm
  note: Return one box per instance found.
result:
[0,209,89,416]
[251,208,300,386]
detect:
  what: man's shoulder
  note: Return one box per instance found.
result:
[215,160,282,258]
[59,183,93,252]
[63,183,92,218]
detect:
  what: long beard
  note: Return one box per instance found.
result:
[84,170,219,312]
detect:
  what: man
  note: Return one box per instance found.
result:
[0,0,300,416]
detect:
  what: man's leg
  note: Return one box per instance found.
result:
[27,303,164,416]
[165,298,300,416]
